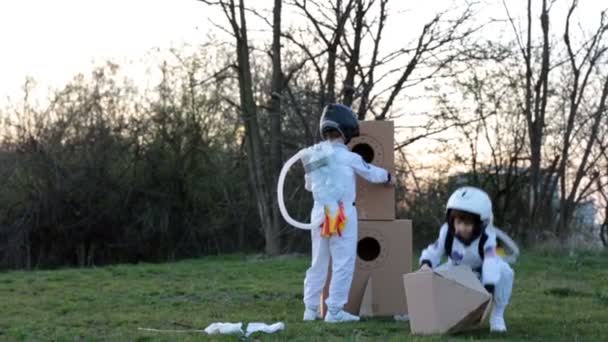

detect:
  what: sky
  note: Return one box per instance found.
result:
[1,0,605,173]
[0,0,209,102]
[0,0,606,221]
[1,0,605,102]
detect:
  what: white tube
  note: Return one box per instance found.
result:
[277,150,323,230]
[494,227,520,264]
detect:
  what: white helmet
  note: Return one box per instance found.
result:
[446,186,493,227]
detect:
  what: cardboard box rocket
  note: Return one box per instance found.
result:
[321,219,412,317]
[348,121,395,221]
[402,265,492,335]
[320,120,413,319]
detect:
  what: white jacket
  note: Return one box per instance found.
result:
[304,142,389,204]
[420,223,502,285]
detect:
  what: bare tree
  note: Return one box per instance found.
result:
[554,1,608,239]
[199,0,281,254]
[412,0,608,244]
[341,0,375,107]
[372,7,476,121]
[288,0,478,134]
[595,153,608,247]
[430,45,534,237]
[504,0,554,229]
[269,0,284,253]
[597,161,608,247]
[288,0,356,107]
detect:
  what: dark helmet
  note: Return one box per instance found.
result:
[319,103,360,144]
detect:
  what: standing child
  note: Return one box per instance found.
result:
[419,186,515,332]
[302,103,394,323]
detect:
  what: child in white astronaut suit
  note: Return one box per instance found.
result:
[302,103,394,323]
[419,186,515,333]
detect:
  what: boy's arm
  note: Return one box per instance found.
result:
[481,229,500,291]
[348,153,391,184]
[419,224,448,269]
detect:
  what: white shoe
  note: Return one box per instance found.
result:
[324,310,360,323]
[490,307,507,332]
[303,307,320,321]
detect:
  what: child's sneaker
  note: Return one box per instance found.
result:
[303,307,320,321]
[489,306,507,332]
[324,310,360,323]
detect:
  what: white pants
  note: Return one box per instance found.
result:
[303,204,358,313]
[436,257,514,308]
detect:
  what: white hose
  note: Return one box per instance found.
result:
[494,227,520,264]
[277,150,323,230]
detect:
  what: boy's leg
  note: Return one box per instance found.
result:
[303,227,330,320]
[494,259,514,307]
[324,210,359,322]
[490,259,514,332]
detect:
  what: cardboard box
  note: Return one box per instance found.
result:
[321,220,412,317]
[402,265,492,335]
[348,121,395,220]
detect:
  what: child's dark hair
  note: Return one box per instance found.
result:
[447,209,483,241]
[322,127,343,140]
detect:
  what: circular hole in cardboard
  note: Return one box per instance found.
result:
[351,143,375,163]
[357,237,381,261]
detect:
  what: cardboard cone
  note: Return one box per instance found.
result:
[403,266,492,335]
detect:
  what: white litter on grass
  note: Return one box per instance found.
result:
[245,322,285,336]
[138,321,285,336]
[204,322,244,335]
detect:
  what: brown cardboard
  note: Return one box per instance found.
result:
[321,220,412,317]
[402,266,492,335]
[348,121,395,220]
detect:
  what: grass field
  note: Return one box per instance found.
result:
[0,250,607,341]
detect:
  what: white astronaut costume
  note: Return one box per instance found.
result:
[303,141,389,322]
[419,187,514,332]
[285,103,391,323]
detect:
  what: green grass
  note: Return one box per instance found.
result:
[0,251,607,341]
